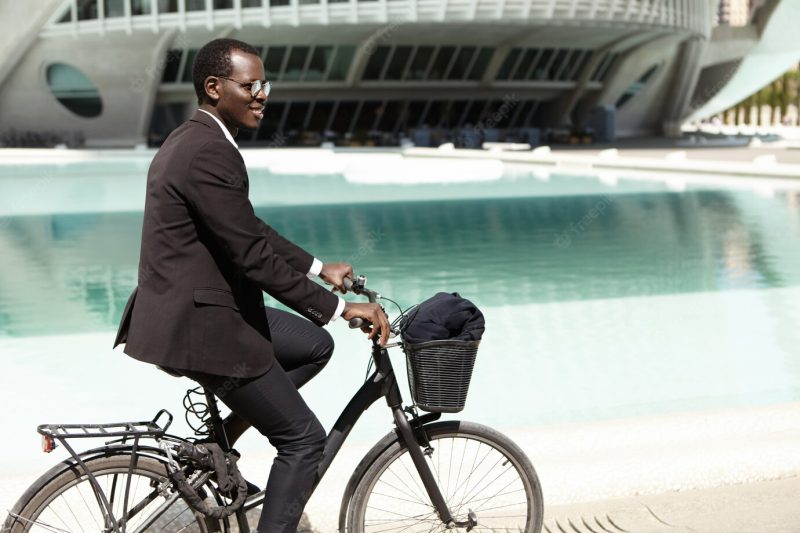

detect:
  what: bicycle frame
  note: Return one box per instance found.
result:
[235,283,470,531]
[314,339,452,515]
[231,337,460,532]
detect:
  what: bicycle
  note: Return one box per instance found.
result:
[3,275,544,532]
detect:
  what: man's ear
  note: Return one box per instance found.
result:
[204,76,221,103]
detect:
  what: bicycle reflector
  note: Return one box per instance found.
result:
[42,434,56,453]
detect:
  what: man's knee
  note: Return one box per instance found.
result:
[312,328,334,367]
[291,420,326,467]
[276,416,326,457]
[305,417,327,452]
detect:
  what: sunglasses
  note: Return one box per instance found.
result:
[217,76,271,99]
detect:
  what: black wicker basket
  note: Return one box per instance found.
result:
[403,339,480,413]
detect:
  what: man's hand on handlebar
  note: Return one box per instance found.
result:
[320,262,354,293]
[341,302,391,347]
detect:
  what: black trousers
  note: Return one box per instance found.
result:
[179,307,334,533]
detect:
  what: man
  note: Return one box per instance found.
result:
[113,38,389,532]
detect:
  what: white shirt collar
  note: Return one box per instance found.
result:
[198,109,239,149]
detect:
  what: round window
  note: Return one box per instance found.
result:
[46,63,103,118]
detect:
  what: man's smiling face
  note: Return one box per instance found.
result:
[211,50,267,136]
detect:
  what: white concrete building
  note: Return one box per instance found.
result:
[0,0,796,148]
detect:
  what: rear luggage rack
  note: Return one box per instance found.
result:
[38,409,173,440]
[33,410,175,533]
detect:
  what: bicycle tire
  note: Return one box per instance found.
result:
[347,421,543,533]
[2,452,225,533]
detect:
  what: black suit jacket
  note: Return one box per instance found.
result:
[114,110,339,377]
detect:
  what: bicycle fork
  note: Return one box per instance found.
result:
[392,407,478,530]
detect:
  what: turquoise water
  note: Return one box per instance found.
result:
[1,157,800,442]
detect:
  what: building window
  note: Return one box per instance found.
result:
[385,46,413,80]
[463,100,487,126]
[131,0,152,15]
[616,64,660,108]
[448,47,476,80]
[186,0,206,11]
[565,50,591,81]
[377,101,402,132]
[46,63,103,118]
[257,102,286,140]
[305,46,334,81]
[362,46,391,80]
[264,46,287,80]
[354,101,382,131]
[447,100,470,128]
[157,0,179,12]
[283,101,311,133]
[403,100,428,129]
[467,47,493,81]
[427,46,456,81]
[307,101,335,132]
[150,103,186,144]
[242,0,263,6]
[283,47,310,81]
[330,101,358,133]
[327,46,354,81]
[496,48,521,80]
[513,49,539,80]
[77,0,98,20]
[182,49,198,83]
[547,49,568,80]
[509,100,534,127]
[161,49,183,82]
[591,52,618,82]
[57,4,72,23]
[530,48,554,80]
[214,0,234,8]
[423,100,449,127]
[406,46,435,80]
[104,0,126,17]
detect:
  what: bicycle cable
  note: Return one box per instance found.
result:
[360,293,415,381]
[183,387,212,437]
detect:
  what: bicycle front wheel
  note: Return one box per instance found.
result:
[3,452,223,533]
[348,421,543,533]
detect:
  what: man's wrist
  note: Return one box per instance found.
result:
[307,257,323,279]
[328,296,346,322]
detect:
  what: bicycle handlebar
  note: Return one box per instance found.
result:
[342,276,396,336]
[343,275,373,329]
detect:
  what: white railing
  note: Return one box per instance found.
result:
[42,0,711,38]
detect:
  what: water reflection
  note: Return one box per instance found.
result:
[1,188,798,338]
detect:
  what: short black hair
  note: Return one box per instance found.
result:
[192,38,260,105]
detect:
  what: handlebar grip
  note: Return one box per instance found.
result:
[343,277,353,292]
[349,318,366,329]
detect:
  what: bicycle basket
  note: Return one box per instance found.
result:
[403,339,480,413]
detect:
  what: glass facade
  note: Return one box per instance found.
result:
[360,45,495,82]
[151,44,613,147]
[497,46,594,82]
[160,45,356,84]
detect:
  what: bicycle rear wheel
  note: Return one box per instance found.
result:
[348,421,543,533]
[2,453,224,533]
